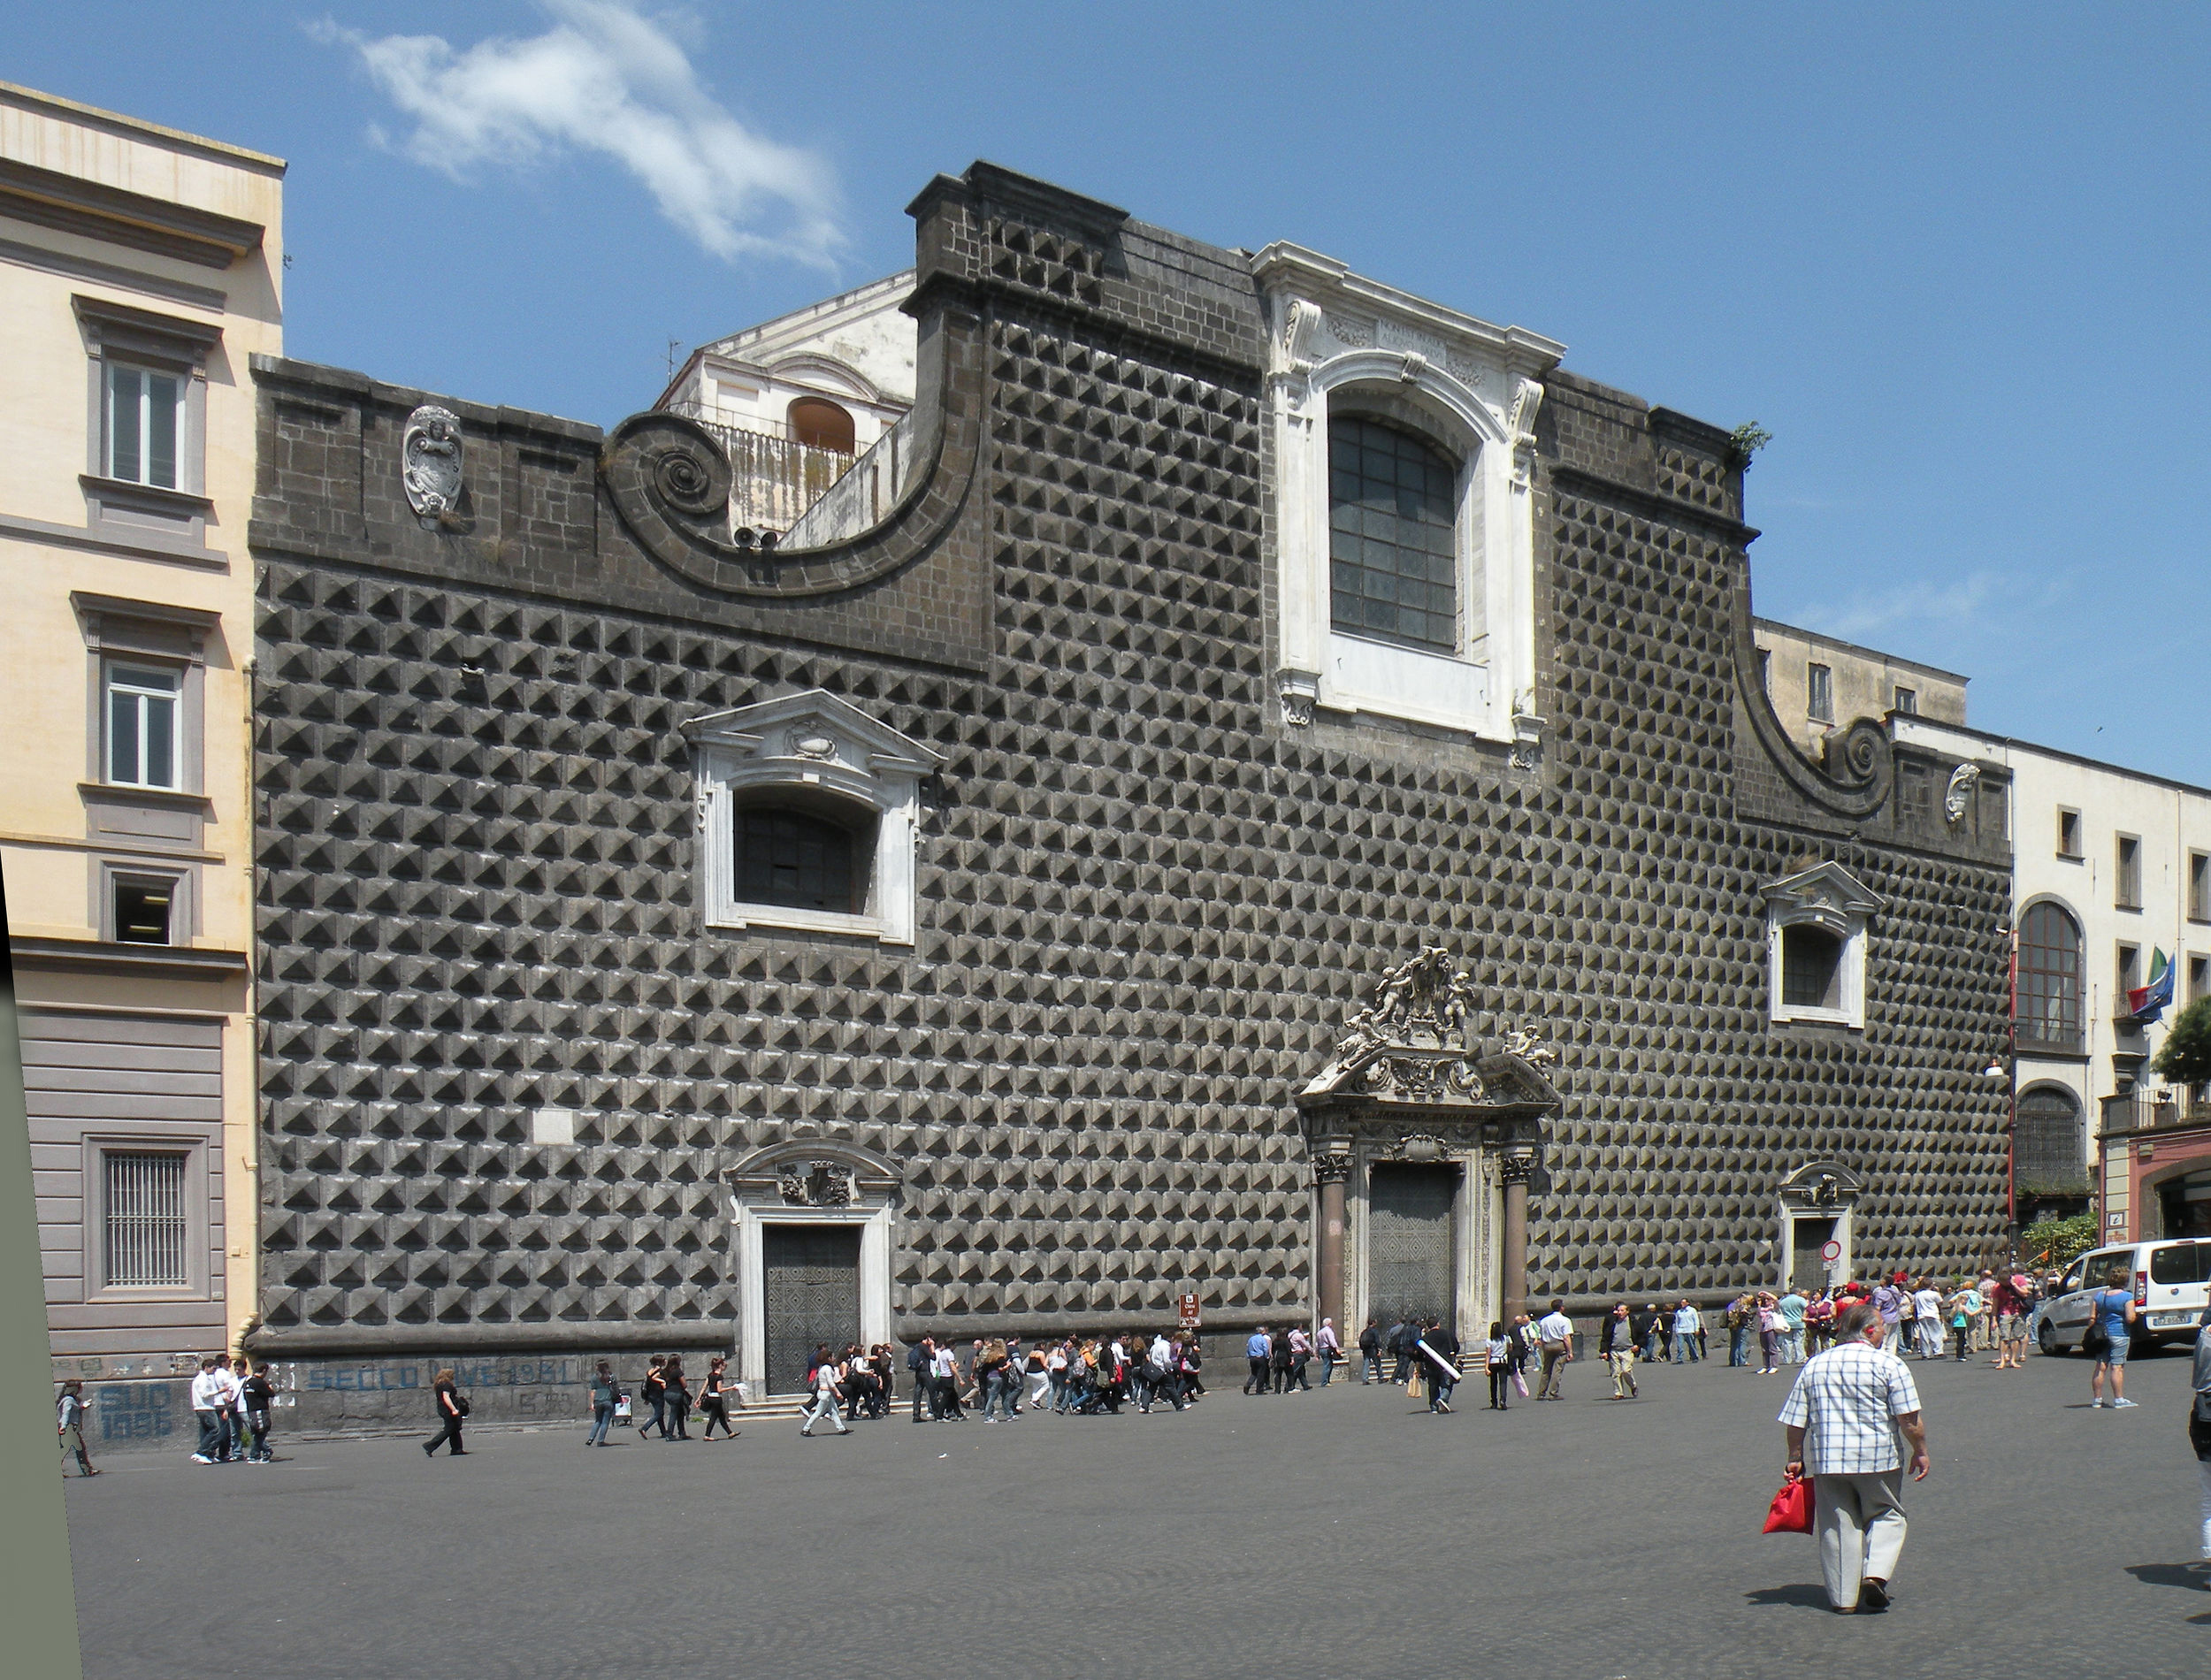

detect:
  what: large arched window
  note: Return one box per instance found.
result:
[2016,901,2084,1054]
[1327,415,1458,652]
[2014,1084,2086,1193]
[788,397,855,454]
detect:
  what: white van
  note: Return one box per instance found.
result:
[2039,1239,2211,1355]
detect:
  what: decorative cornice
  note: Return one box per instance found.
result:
[1546,465,1760,547]
[6,937,246,980]
[1727,584,1894,821]
[0,155,264,270]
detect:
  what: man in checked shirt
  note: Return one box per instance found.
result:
[1777,1299,1932,1614]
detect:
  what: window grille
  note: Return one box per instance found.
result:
[104,1150,187,1287]
[737,806,860,913]
[1327,416,1458,652]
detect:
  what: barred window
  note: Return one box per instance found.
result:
[103,1150,187,1287]
[1327,416,1457,652]
[735,803,868,915]
[1781,927,1842,1009]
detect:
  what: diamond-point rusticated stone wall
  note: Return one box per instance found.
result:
[247,164,2010,1401]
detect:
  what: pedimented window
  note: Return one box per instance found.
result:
[1763,861,1884,1030]
[684,690,940,945]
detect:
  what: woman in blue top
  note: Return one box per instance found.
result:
[2089,1262,2140,1410]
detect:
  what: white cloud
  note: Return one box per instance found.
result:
[1794,571,1997,642]
[317,2,842,267]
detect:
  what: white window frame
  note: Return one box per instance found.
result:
[103,359,187,489]
[1255,247,1563,745]
[682,690,941,947]
[103,661,184,790]
[1763,861,1885,1030]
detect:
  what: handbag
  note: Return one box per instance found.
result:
[1763,1473,1813,1535]
[2080,1318,2107,1357]
[613,1395,632,1421]
[1407,1368,1426,1400]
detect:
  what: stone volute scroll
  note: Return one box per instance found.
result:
[402,404,465,526]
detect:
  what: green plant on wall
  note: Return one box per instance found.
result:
[1726,422,1772,470]
[2151,995,2211,1087]
[2020,1211,2098,1269]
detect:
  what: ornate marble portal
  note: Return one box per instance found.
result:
[1298,947,1563,1333]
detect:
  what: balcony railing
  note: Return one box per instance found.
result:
[657,402,917,540]
[2100,1090,2211,1135]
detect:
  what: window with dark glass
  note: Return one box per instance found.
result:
[105,663,180,790]
[2118,943,2141,1004]
[1806,663,1833,722]
[2016,902,2082,1051]
[2057,808,2081,858]
[113,879,174,945]
[2013,1087,2085,1190]
[1781,926,1842,1009]
[735,804,865,914]
[1327,416,1457,652]
[1893,684,1917,715]
[2190,851,2209,921]
[2191,954,2209,1005]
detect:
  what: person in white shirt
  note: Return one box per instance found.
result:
[1777,1300,1931,1614]
[799,1352,850,1436]
[1534,1302,1575,1400]
[931,1344,964,1420]
[188,1356,229,1463]
[1910,1283,1943,1360]
[1672,1301,1703,1363]
[1317,1318,1343,1385]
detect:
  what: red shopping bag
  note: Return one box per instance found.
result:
[1763,1473,1813,1535]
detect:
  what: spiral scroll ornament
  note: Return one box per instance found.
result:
[649,438,727,518]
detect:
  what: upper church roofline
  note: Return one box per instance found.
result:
[1251,241,1566,375]
[0,79,286,174]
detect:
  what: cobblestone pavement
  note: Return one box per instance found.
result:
[65,1345,2211,1680]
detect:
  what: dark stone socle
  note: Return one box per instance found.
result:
[243,163,2011,1426]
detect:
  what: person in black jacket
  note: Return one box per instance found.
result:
[637,1355,669,1440]
[1358,1318,1382,1384]
[1393,1318,1421,1385]
[238,1360,277,1462]
[422,1369,466,1457]
[1417,1317,1461,1413]
[662,1355,692,1439]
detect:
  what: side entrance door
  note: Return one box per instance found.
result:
[762,1225,861,1394]
[1788,1218,1835,1294]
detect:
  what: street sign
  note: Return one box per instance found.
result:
[1176,1292,1200,1327]
[1820,1240,1842,1264]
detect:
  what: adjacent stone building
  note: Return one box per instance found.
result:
[241,164,2016,1422]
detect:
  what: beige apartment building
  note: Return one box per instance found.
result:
[0,82,280,1428]
[1753,616,1969,756]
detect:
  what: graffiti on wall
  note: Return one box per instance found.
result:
[96,1382,179,1441]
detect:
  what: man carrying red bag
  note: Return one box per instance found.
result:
[1776,1299,1932,1614]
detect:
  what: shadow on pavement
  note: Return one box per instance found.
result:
[1742,1583,1831,1611]
[2126,1562,2211,1592]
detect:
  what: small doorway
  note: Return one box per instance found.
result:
[2156,1168,2211,1239]
[1366,1163,1458,1327]
[1788,1217,1835,1294]
[761,1225,861,1394]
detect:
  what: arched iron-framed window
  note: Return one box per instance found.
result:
[2014,1083,2086,1193]
[1327,415,1458,652]
[2016,900,2083,1054]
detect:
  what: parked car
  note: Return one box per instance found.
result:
[2039,1239,2211,1355]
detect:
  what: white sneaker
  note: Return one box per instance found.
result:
[2111,1398,2138,1409]
[189,1453,213,1463]
[2090,1399,2107,1408]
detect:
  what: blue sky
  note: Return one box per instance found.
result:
[9,3,2207,783]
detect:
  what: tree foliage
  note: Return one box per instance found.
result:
[2152,995,2211,1087]
[2020,1211,2098,1269]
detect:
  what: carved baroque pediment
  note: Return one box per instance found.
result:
[1298,946,1563,1111]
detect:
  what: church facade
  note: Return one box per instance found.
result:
[243,164,2014,1420]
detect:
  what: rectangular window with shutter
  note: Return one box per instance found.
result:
[1806,663,1833,723]
[2116,834,2141,910]
[103,1150,188,1287]
[2190,851,2208,922]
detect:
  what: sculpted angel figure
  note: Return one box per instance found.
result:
[1502,1022,1557,1066]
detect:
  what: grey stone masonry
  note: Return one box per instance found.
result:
[246,164,2012,1389]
